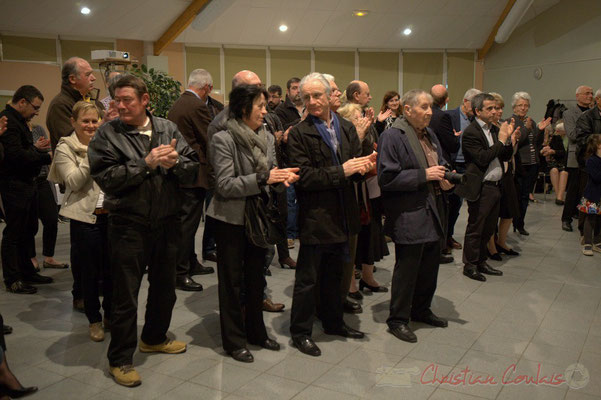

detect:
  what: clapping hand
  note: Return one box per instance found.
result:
[537,117,552,131]
[34,136,51,151]
[0,116,7,136]
[267,167,300,187]
[377,109,393,122]
[146,139,179,169]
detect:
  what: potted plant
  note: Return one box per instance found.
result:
[130,64,181,118]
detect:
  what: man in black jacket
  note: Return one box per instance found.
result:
[456,93,515,282]
[0,85,54,294]
[287,73,376,357]
[88,75,198,388]
[275,77,303,129]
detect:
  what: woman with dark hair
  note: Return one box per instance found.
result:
[541,121,568,205]
[48,101,112,342]
[207,84,299,363]
[375,91,401,133]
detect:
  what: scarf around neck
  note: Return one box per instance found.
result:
[226,118,269,173]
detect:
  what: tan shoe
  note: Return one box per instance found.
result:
[139,339,187,354]
[109,365,141,387]
[89,322,104,342]
[262,298,285,312]
[287,239,295,249]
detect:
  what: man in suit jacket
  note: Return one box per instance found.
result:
[287,73,375,357]
[378,89,451,343]
[445,88,481,252]
[561,85,593,232]
[168,69,217,291]
[456,93,514,282]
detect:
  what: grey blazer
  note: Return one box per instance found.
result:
[206,127,278,225]
[563,103,586,168]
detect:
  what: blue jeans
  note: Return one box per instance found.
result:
[286,185,298,239]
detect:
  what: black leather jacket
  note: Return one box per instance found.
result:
[88,112,198,225]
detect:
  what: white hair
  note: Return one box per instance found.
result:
[402,89,433,110]
[555,122,565,132]
[188,69,213,89]
[322,73,335,83]
[576,85,591,95]
[596,88,601,98]
[299,72,331,95]
[463,88,481,102]
[511,91,531,108]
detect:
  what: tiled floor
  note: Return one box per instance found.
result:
[2,196,601,399]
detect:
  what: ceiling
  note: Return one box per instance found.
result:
[0,0,561,50]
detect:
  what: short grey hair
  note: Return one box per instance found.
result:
[299,72,331,96]
[511,91,531,108]
[463,88,481,102]
[188,69,213,89]
[322,73,335,83]
[555,121,565,132]
[595,88,601,98]
[576,85,591,95]
[107,72,123,98]
[401,89,432,111]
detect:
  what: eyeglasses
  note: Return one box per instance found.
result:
[25,99,41,111]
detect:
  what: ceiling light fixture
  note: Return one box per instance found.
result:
[81,6,91,15]
[353,10,369,17]
[403,27,412,36]
[279,24,288,32]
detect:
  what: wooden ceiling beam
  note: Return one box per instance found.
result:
[477,0,517,60]
[154,0,211,56]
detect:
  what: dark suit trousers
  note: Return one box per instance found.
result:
[447,163,466,239]
[563,168,588,234]
[514,164,538,229]
[28,179,58,258]
[0,180,38,285]
[462,184,501,270]
[177,187,206,277]
[214,219,268,352]
[387,241,440,327]
[202,191,217,257]
[107,216,179,367]
[290,242,345,338]
[275,189,290,260]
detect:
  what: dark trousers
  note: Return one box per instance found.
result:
[286,185,298,239]
[0,180,38,285]
[70,216,112,324]
[275,189,290,260]
[387,241,440,326]
[583,214,601,245]
[290,242,345,338]
[447,164,466,239]
[202,191,217,258]
[29,179,58,258]
[177,187,206,278]
[341,234,358,302]
[463,184,501,270]
[214,219,268,352]
[107,216,179,367]
[562,167,582,222]
[514,164,538,229]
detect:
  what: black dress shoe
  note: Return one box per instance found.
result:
[6,281,37,294]
[359,279,388,293]
[23,273,53,284]
[264,268,272,276]
[562,220,573,232]
[517,228,529,236]
[175,276,203,291]
[203,252,218,263]
[496,243,520,256]
[463,269,486,282]
[441,246,452,255]
[412,313,448,327]
[292,336,321,356]
[348,290,363,300]
[343,299,363,314]
[189,262,214,276]
[478,263,503,276]
[228,348,253,363]
[0,384,38,398]
[3,324,13,335]
[252,338,280,351]
[440,254,454,264]
[389,324,417,343]
[324,324,365,339]
[487,250,502,261]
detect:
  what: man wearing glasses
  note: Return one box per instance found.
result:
[0,85,54,294]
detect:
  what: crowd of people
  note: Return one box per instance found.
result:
[0,56,600,392]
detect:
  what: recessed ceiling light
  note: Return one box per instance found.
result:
[279,24,288,32]
[353,10,369,17]
[403,27,412,36]
[81,7,91,15]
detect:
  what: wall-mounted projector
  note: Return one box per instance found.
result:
[91,50,132,63]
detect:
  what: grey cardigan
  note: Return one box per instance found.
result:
[207,127,278,225]
[563,103,587,168]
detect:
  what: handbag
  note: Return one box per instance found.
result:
[245,189,285,248]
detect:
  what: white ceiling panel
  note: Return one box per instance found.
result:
[0,0,560,50]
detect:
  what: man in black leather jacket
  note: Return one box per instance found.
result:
[88,75,198,388]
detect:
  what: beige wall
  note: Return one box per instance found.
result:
[483,0,601,120]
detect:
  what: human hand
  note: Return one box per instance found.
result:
[425,166,446,181]
[158,139,179,169]
[355,116,371,140]
[342,156,374,177]
[364,107,375,123]
[538,117,552,131]
[377,109,393,122]
[282,127,291,143]
[453,129,462,137]
[0,116,7,135]
[146,139,177,169]
[274,130,283,144]
[34,136,51,150]
[282,167,300,187]
[440,179,454,191]
[267,167,296,186]
[499,118,515,143]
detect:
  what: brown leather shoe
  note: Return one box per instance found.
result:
[89,322,105,342]
[278,257,297,269]
[448,237,462,250]
[73,299,84,313]
[262,298,285,312]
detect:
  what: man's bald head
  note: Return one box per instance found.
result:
[346,80,371,106]
[430,84,448,107]
[232,70,261,89]
[62,57,96,95]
